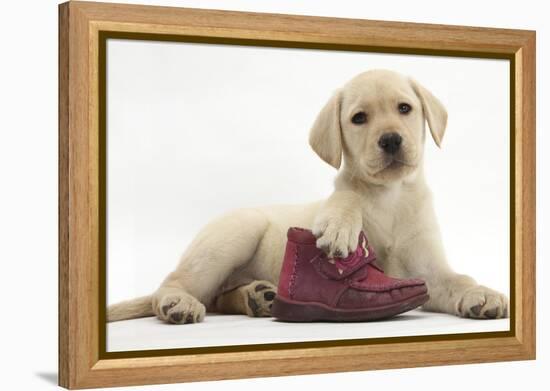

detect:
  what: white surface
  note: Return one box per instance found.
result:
[0,0,547,390]
[106,25,510,311]
[108,311,509,352]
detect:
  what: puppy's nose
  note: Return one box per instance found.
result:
[378,132,402,154]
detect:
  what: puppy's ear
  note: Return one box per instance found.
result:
[410,79,448,147]
[309,89,343,169]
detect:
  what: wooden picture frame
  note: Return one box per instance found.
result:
[58,1,536,388]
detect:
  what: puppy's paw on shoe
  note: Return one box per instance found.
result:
[312,211,362,258]
[243,280,276,317]
[457,286,509,319]
[156,293,206,324]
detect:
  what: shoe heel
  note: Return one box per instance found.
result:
[271,296,318,322]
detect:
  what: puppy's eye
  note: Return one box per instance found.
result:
[398,103,412,114]
[351,112,367,124]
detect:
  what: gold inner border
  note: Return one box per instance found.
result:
[97,31,516,360]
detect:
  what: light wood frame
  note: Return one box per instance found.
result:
[58,1,536,389]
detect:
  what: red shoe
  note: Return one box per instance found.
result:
[271,227,429,322]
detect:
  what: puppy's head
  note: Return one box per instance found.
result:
[309,70,447,184]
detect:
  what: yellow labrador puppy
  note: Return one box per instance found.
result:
[108,69,508,324]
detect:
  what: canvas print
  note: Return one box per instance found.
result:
[105,39,510,352]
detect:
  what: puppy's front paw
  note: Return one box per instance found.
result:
[312,209,362,258]
[156,293,206,324]
[457,286,509,319]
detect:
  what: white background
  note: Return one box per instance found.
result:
[107,40,509,306]
[0,0,547,390]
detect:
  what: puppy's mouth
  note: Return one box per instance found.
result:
[383,160,405,171]
[367,156,416,176]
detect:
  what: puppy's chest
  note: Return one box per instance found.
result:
[363,211,394,258]
[360,196,406,261]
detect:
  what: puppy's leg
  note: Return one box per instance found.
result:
[395,230,509,319]
[420,273,509,319]
[153,209,270,324]
[214,280,277,317]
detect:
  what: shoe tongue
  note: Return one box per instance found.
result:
[316,232,377,280]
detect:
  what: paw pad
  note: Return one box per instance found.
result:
[484,308,498,319]
[169,311,183,323]
[161,300,179,316]
[470,304,483,317]
[264,291,275,301]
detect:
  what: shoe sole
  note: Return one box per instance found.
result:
[271,292,430,322]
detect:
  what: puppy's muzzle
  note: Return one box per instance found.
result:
[378,132,402,155]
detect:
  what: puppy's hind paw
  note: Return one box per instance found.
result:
[156,292,206,324]
[244,280,277,317]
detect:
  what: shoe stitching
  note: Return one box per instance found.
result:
[288,242,299,300]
